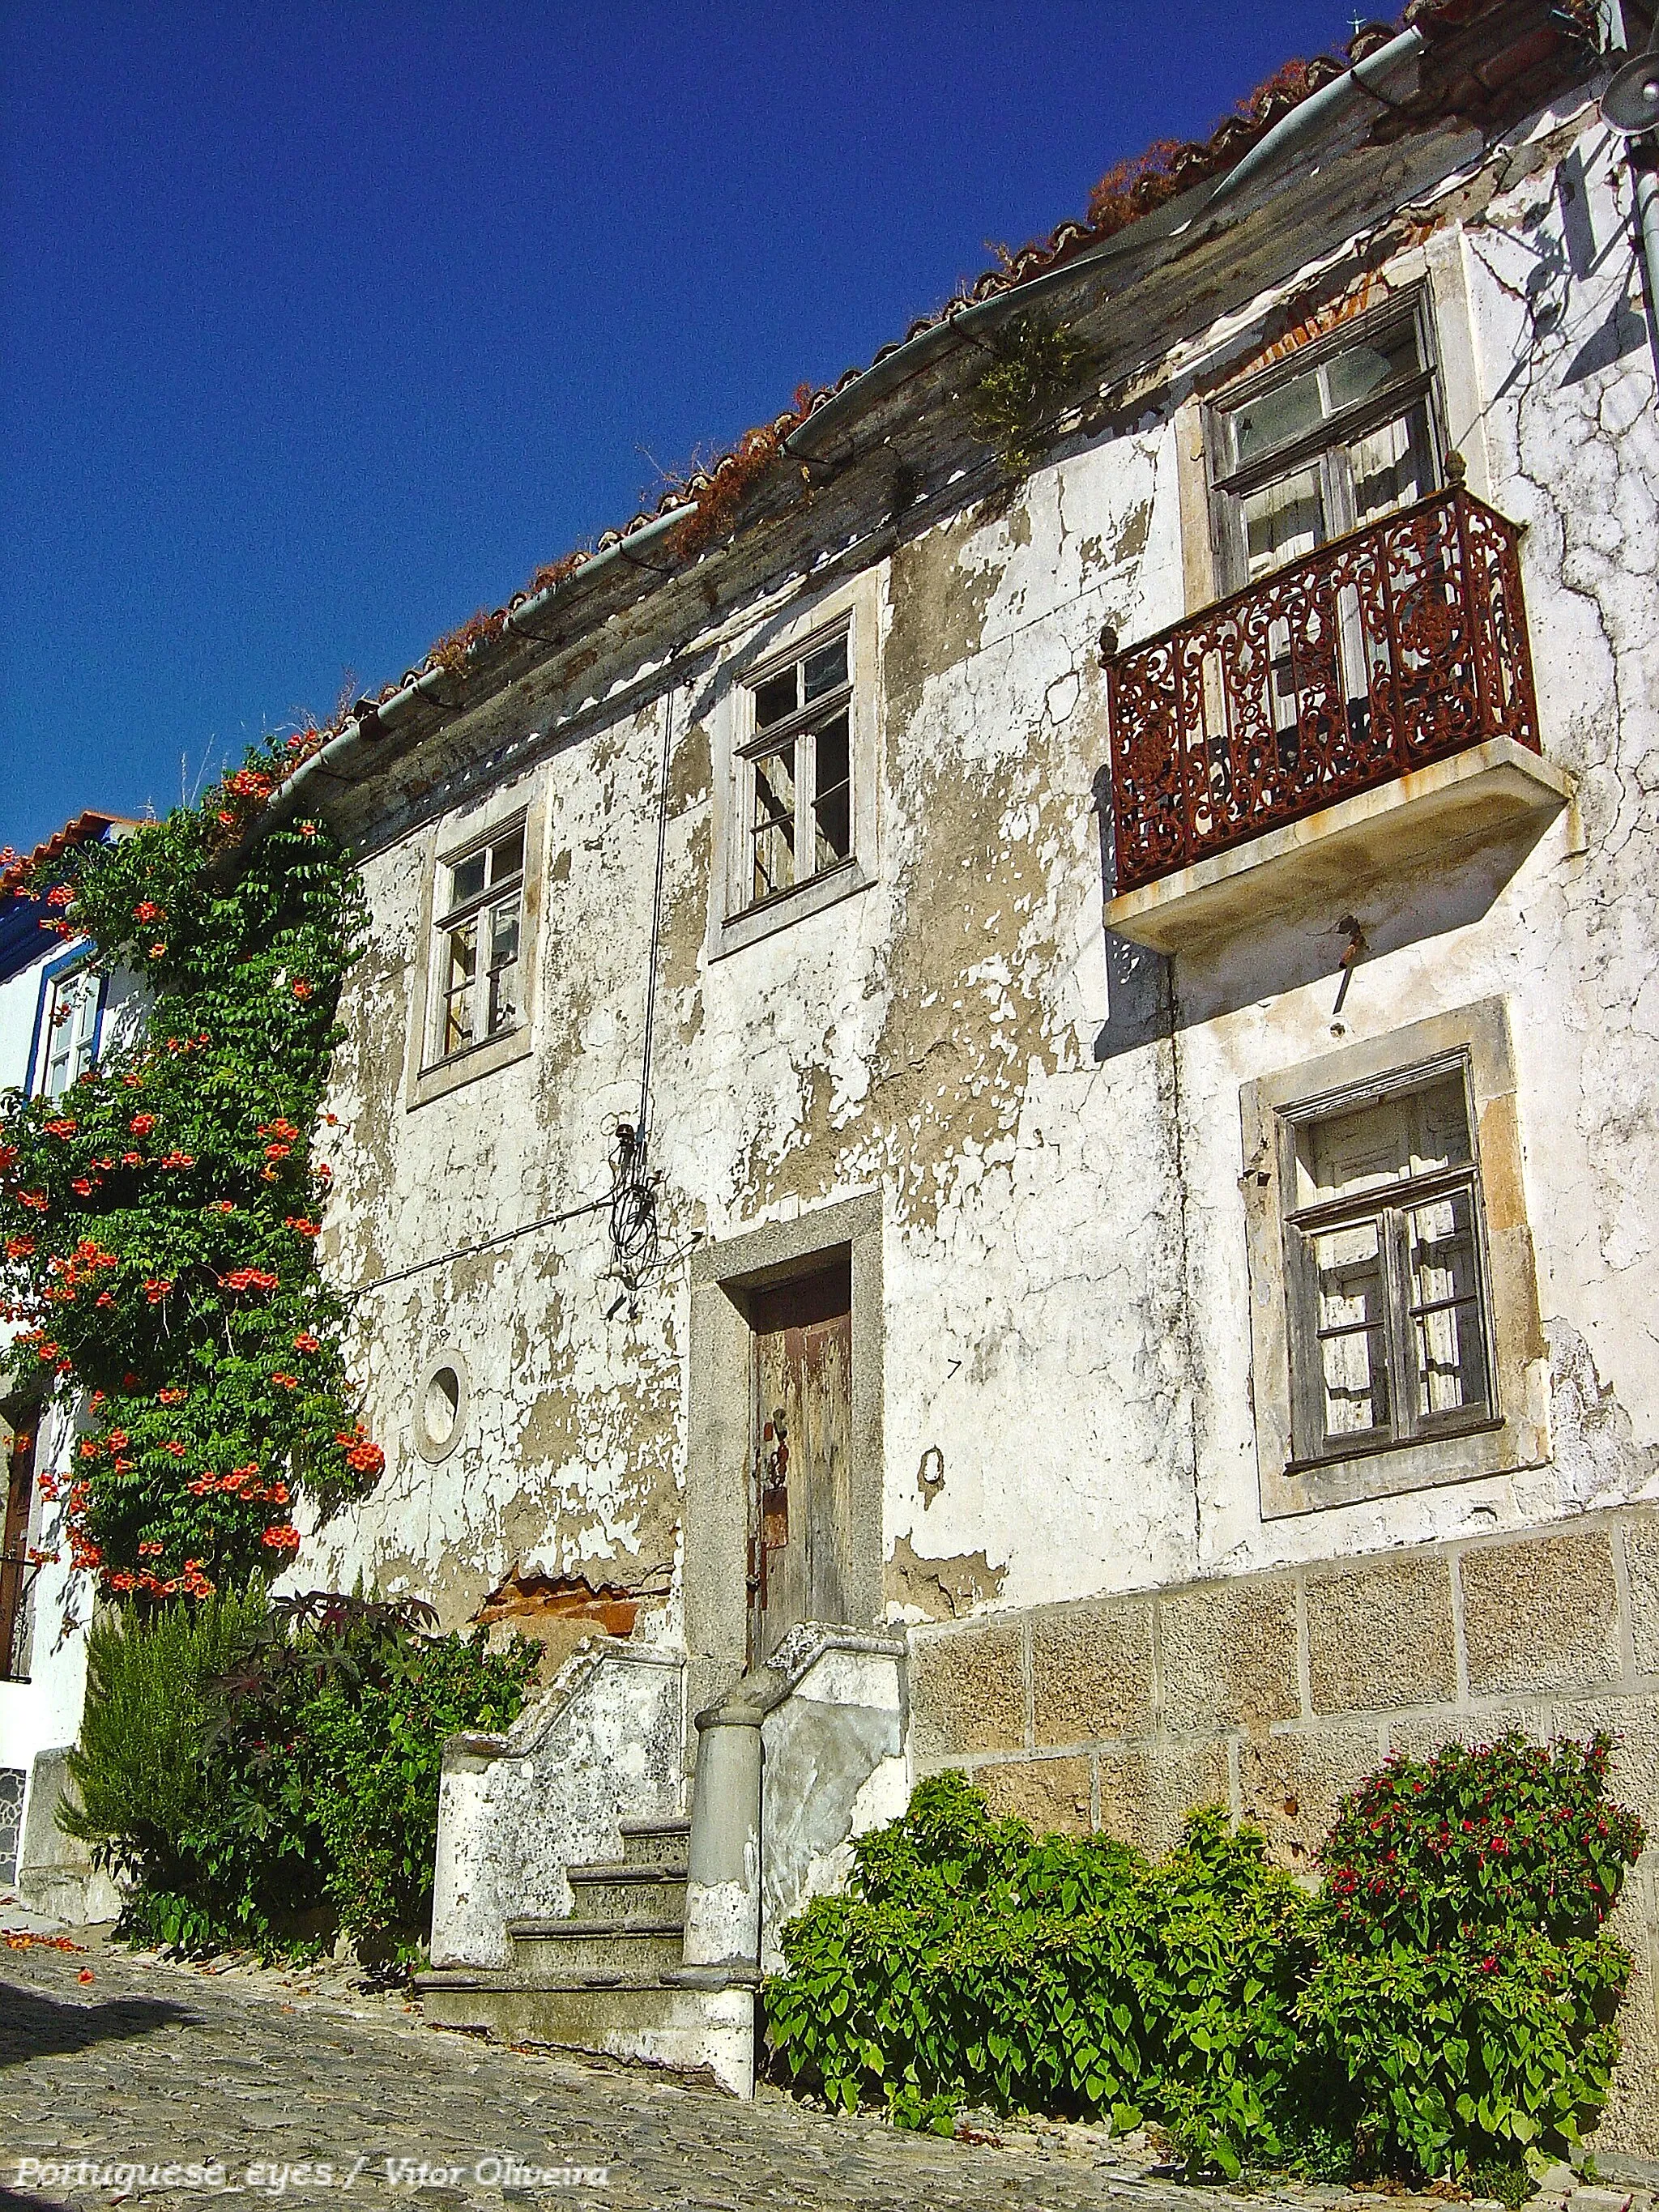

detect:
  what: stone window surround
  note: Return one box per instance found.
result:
[1172,233,1490,622]
[708,568,881,961]
[404,782,548,1112]
[1240,997,1549,1519]
[683,1191,885,1744]
[413,1348,471,1466]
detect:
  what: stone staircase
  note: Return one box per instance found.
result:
[502,1813,689,1985]
[416,1813,755,2087]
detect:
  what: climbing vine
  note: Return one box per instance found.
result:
[0,734,382,1596]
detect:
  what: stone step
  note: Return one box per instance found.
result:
[565,1864,688,1926]
[618,1814,690,1869]
[505,1919,684,1978]
[415,1969,755,2095]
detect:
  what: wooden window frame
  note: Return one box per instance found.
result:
[712,571,879,959]
[739,624,855,916]
[1240,1000,1549,1519]
[1280,1054,1499,1471]
[1205,292,1448,595]
[406,786,547,1112]
[429,816,528,1070]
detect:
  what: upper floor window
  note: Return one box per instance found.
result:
[1283,1065,1493,1466]
[36,965,102,1098]
[742,627,852,911]
[1209,300,1443,590]
[433,822,525,1062]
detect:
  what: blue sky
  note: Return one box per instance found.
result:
[2,2,1354,855]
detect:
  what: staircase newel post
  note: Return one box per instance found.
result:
[681,1694,765,1973]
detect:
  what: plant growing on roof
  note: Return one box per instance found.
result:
[0,730,380,1596]
[966,313,1091,478]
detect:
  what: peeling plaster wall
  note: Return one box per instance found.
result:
[1171,117,1659,1592]
[303,406,1213,1639]
[303,104,1657,1709]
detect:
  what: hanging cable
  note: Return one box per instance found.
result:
[638,676,675,1149]
[605,676,677,1316]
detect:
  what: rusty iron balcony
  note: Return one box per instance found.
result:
[1103,488,1555,936]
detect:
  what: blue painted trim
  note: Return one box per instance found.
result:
[23,947,94,1098]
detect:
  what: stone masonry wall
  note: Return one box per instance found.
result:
[910,1501,1659,2158]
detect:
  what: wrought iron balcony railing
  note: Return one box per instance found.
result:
[1105,488,1541,896]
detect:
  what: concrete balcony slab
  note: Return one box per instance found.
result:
[1104,736,1575,956]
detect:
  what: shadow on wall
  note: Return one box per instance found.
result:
[1087,765,1560,1051]
[0,1981,195,2070]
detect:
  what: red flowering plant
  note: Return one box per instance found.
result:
[1298,1732,1645,2187]
[0,733,379,1592]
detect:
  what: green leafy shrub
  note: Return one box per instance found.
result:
[766,1742,1645,2183]
[60,1583,271,1908]
[1301,1733,1644,2179]
[63,1586,539,1960]
[765,1773,1313,2176]
[966,313,1090,475]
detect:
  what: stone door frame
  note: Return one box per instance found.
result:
[684,1190,884,1750]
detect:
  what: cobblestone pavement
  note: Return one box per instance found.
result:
[0,1932,1458,2212]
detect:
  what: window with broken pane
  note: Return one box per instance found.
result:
[742,628,853,910]
[1209,300,1442,590]
[433,822,526,1061]
[1283,1067,1494,1464]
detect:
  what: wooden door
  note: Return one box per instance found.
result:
[1,1418,37,1682]
[748,1258,853,1664]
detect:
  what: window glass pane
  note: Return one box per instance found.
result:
[442,918,477,1055]
[1325,324,1422,415]
[490,828,525,884]
[1408,1076,1473,1178]
[803,635,848,701]
[1348,401,1434,528]
[1407,1189,1487,1418]
[488,897,520,974]
[812,713,851,872]
[42,973,96,1098]
[1312,1218,1392,1441]
[1230,364,1325,467]
[450,851,486,906]
[754,668,799,731]
[1303,1079,1468,1207]
[1242,464,1324,581]
[751,746,797,901]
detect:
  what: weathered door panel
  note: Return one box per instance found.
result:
[748,1259,853,1664]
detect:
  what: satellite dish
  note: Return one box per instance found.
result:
[1601,49,1659,135]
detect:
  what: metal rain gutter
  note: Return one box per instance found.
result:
[783,25,1427,465]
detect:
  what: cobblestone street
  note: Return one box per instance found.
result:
[0,1932,1422,2212]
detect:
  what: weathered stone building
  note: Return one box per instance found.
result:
[260,0,1657,2145]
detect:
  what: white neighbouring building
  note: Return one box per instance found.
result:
[0,812,138,1920]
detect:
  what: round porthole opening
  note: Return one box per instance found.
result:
[424,1367,460,1447]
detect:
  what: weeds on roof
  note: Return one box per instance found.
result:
[966,314,1092,478]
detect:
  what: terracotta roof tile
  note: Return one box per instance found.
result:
[0,812,134,902]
